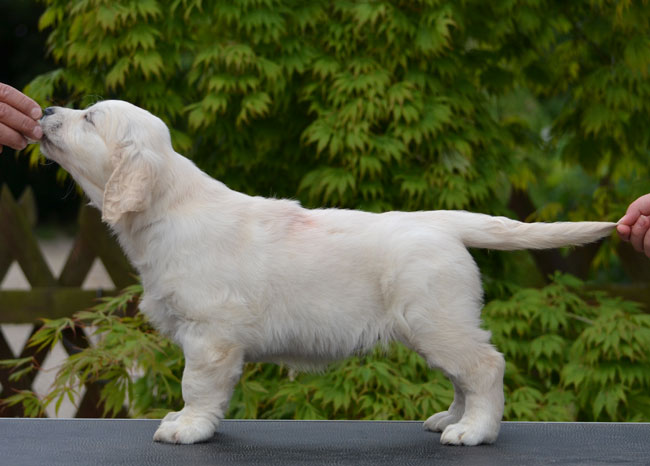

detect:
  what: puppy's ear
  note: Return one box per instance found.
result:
[102,144,156,225]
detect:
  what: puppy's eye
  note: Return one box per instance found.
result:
[84,113,94,125]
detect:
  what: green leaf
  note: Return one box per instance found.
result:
[624,36,650,73]
[105,57,131,89]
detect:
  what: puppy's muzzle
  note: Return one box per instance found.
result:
[39,107,63,149]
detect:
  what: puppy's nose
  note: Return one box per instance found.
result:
[43,107,56,117]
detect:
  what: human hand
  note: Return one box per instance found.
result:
[617,193,650,258]
[0,82,43,153]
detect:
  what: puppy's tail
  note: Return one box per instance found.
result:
[434,211,616,251]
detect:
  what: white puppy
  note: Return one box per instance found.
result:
[39,100,615,446]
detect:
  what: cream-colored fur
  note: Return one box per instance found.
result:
[39,100,616,445]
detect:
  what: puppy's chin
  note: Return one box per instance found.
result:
[39,134,63,160]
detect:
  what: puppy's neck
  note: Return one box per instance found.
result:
[107,151,229,268]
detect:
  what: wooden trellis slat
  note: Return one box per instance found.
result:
[0,289,104,322]
[0,188,38,281]
[0,185,55,287]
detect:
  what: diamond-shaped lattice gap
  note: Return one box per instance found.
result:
[40,235,74,278]
[81,258,116,291]
[0,261,31,290]
[0,323,34,358]
[32,340,85,418]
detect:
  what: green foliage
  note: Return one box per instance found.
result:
[484,273,650,422]
[27,0,650,215]
[3,275,649,421]
[229,345,453,421]
[5,2,594,211]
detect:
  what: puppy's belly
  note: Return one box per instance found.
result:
[251,353,336,372]
[243,318,389,370]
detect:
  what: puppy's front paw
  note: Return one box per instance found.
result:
[153,412,217,444]
[423,411,462,432]
[440,420,499,446]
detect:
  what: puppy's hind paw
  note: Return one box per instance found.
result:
[423,411,462,432]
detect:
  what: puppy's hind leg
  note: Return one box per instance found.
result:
[438,340,504,446]
[405,307,505,446]
[153,334,244,444]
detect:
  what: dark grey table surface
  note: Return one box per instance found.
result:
[1,418,649,465]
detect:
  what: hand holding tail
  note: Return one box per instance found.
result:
[617,194,650,258]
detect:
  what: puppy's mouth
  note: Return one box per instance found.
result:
[40,132,53,148]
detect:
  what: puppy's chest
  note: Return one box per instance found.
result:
[137,270,255,340]
[138,292,184,338]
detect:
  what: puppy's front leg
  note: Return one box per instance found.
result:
[153,337,244,444]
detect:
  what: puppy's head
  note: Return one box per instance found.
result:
[40,100,171,225]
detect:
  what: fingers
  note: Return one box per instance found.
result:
[618,195,650,257]
[0,83,42,119]
[0,102,43,143]
[0,121,29,151]
[0,83,42,151]
[628,215,650,256]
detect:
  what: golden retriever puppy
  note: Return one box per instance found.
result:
[39,100,615,445]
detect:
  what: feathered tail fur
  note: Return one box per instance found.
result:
[434,211,616,250]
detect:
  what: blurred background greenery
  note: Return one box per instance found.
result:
[1,0,649,423]
[0,0,79,226]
